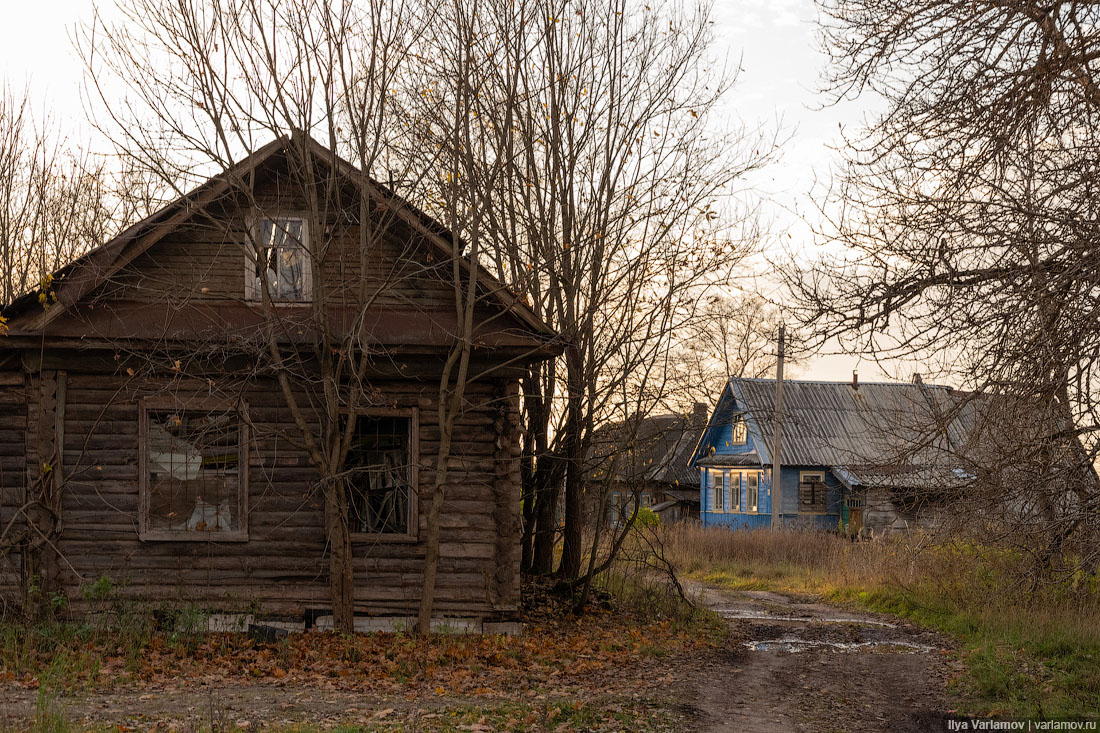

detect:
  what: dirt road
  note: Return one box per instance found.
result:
[684,581,953,732]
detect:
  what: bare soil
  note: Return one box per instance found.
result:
[681,581,954,732]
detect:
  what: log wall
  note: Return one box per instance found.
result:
[0,373,26,610]
[1,370,524,619]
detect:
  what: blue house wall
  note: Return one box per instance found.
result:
[695,387,844,531]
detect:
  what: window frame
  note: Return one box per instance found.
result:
[711,469,724,512]
[799,470,828,514]
[244,213,313,303]
[730,471,741,512]
[345,407,420,543]
[138,396,250,542]
[746,471,759,513]
[731,415,748,445]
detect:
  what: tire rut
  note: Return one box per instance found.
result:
[683,582,953,732]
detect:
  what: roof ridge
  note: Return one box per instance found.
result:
[729,376,955,390]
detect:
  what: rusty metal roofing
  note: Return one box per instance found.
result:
[728,377,973,470]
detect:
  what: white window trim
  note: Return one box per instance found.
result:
[746,471,760,514]
[731,416,748,445]
[245,214,313,302]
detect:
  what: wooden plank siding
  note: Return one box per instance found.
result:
[39,372,521,618]
[96,184,459,311]
[0,374,26,609]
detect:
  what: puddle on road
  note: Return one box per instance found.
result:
[716,609,896,628]
[742,638,937,654]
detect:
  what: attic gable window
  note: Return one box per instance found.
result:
[138,398,249,542]
[248,217,311,301]
[730,415,747,444]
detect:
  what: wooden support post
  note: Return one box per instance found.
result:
[492,380,523,612]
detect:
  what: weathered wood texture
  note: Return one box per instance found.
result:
[22,370,65,607]
[28,372,524,618]
[0,150,550,619]
[98,172,458,309]
[0,373,26,609]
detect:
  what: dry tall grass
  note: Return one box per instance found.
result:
[659,522,915,592]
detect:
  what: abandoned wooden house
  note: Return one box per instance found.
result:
[691,376,985,535]
[0,135,559,626]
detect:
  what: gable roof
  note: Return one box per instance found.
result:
[691,377,984,489]
[2,133,555,342]
[728,377,970,468]
[589,406,708,488]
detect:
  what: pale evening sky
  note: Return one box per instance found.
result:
[0,0,906,384]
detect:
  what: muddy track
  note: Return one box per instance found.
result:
[684,582,953,732]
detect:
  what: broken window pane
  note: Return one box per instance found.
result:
[346,415,412,534]
[146,409,242,533]
[254,217,309,300]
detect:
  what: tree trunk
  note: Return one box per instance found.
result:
[531,452,560,575]
[325,480,355,633]
[558,343,584,579]
[519,368,538,572]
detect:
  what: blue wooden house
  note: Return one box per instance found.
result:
[690,376,976,533]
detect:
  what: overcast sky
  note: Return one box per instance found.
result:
[0,0,904,384]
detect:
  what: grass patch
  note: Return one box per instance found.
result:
[661,523,1100,719]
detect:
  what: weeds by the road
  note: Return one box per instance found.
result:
[661,523,1100,719]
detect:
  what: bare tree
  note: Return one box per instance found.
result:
[0,84,116,308]
[406,0,778,580]
[787,0,1100,575]
[80,0,459,633]
[661,293,785,411]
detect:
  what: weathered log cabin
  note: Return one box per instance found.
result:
[0,135,558,625]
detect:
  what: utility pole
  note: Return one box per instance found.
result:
[771,324,785,528]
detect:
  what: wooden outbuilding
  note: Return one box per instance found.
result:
[0,136,558,624]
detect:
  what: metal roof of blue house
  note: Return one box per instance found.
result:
[727,377,971,468]
[690,377,986,491]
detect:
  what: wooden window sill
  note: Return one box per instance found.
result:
[140,531,249,542]
[350,532,419,544]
